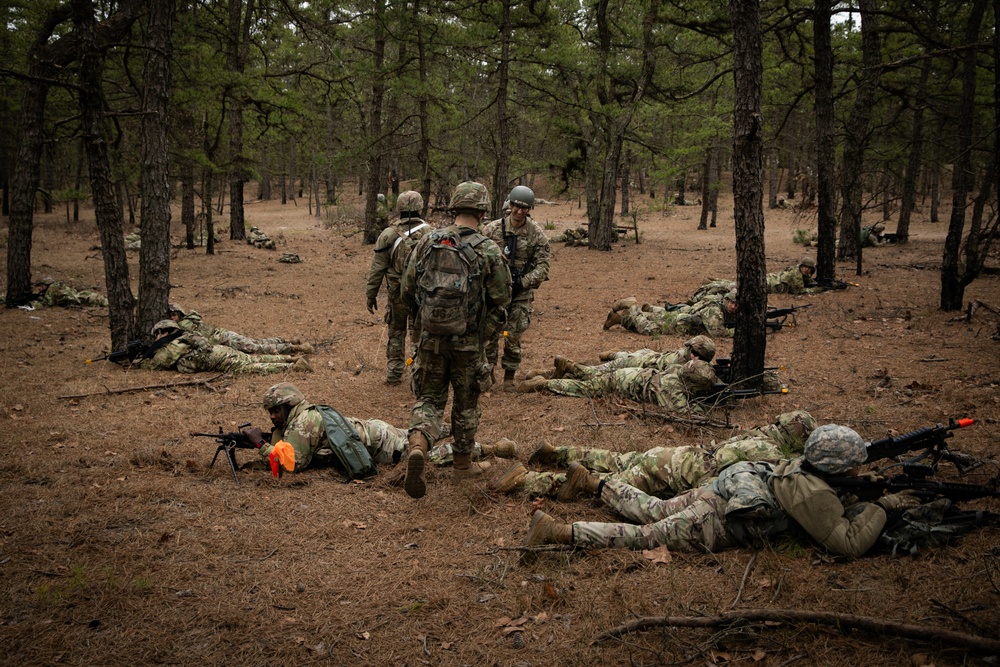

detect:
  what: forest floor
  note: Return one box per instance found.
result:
[1,185,999,667]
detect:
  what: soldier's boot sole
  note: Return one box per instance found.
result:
[404,450,426,499]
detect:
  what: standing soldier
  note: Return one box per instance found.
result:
[400,182,512,498]
[483,186,551,389]
[365,190,432,385]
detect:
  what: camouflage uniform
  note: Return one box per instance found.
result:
[400,214,512,455]
[538,359,718,412]
[550,227,588,246]
[124,232,141,250]
[482,213,550,375]
[173,309,299,355]
[570,424,887,555]
[247,226,276,250]
[519,410,816,498]
[620,297,733,338]
[366,191,431,384]
[138,328,302,374]
[860,223,885,247]
[28,282,108,308]
[561,344,699,380]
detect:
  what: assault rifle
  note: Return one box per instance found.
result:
[766,303,811,329]
[85,329,184,366]
[865,418,979,473]
[814,277,859,291]
[712,357,782,385]
[827,465,1000,504]
[699,382,788,404]
[191,424,256,484]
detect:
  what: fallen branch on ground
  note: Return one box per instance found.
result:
[58,374,228,399]
[594,608,1000,653]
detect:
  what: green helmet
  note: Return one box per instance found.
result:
[151,319,181,335]
[676,359,716,394]
[684,335,716,362]
[508,185,534,209]
[263,382,305,410]
[772,410,818,451]
[167,303,186,316]
[449,182,490,212]
[804,424,866,474]
[397,190,423,214]
[799,256,816,270]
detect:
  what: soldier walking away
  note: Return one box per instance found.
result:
[483,186,551,388]
[399,181,512,498]
[366,190,432,385]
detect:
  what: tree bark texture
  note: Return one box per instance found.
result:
[728,0,767,388]
[74,0,136,350]
[836,0,881,266]
[362,1,387,245]
[940,0,987,309]
[227,0,255,241]
[491,0,511,220]
[813,0,838,283]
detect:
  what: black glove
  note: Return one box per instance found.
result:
[366,297,378,314]
[241,427,267,449]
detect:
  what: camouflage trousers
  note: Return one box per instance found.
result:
[544,367,689,411]
[487,295,532,373]
[620,306,702,337]
[347,417,482,466]
[522,445,715,498]
[178,347,298,374]
[569,349,675,379]
[213,329,294,355]
[572,482,735,552]
[410,346,482,454]
[384,288,416,383]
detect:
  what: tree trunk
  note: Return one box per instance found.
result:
[728,0,767,389]
[940,0,987,310]
[74,0,136,350]
[362,0,386,245]
[836,0,881,266]
[136,0,174,343]
[227,0,254,242]
[767,146,779,208]
[182,159,195,249]
[620,149,631,216]
[491,0,512,220]
[415,0,431,217]
[698,146,715,230]
[813,0,838,283]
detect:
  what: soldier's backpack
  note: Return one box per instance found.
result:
[414,227,487,335]
[315,405,377,480]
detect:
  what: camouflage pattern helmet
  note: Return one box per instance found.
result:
[773,410,818,451]
[167,303,186,316]
[724,289,737,303]
[684,335,716,362]
[508,185,534,209]
[250,226,260,232]
[151,319,181,335]
[799,256,816,270]
[449,181,491,213]
[804,424,866,474]
[397,190,423,214]
[263,382,305,410]
[676,359,717,394]
[377,194,386,204]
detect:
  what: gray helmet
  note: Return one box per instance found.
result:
[263,382,305,410]
[377,194,386,204]
[508,185,534,209]
[724,290,737,303]
[804,424,866,474]
[151,319,181,335]
[684,335,716,362]
[167,303,186,316]
[799,256,816,272]
[397,190,423,214]
[449,181,491,213]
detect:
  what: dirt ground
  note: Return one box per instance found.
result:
[1,184,999,667]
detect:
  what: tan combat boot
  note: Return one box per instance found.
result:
[552,356,579,379]
[524,368,554,380]
[527,440,557,465]
[598,350,619,361]
[292,357,314,372]
[491,463,527,494]
[290,343,315,355]
[452,452,488,481]
[611,297,638,312]
[602,310,623,330]
[404,431,429,499]
[515,376,549,393]
[523,510,573,562]
[640,303,653,312]
[557,462,602,501]
[482,438,517,459]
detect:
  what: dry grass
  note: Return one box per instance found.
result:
[1,187,998,666]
